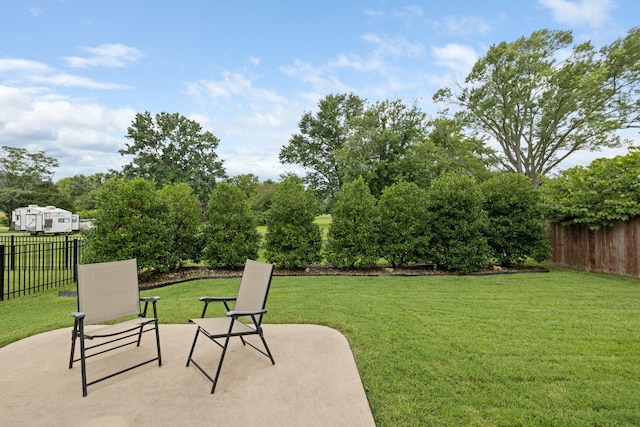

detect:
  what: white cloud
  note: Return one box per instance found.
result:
[280,60,352,94]
[361,33,425,59]
[432,43,478,75]
[26,73,130,90]
[187,72,252,100]
[437,16,492,36]
[330,53,383,73]
[0,57,130,91]
[26,7,41,17]
[63,43,143,68]
[392,4,426,28]
[0,58,52,74]
[538,0,616,28]
[184,70,305,180]
[187,71,286,105]
[0,84,136,179]
[282,33,426,99]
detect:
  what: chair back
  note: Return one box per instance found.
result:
[76,259,141,325]
[234,259,274,325]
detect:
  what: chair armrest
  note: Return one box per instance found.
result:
[198,296,237,317]
[71,311,85,319]
[199,296,236,302]
[140,296,160,318]
[226,309,267,317]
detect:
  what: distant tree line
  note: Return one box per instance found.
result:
[2,27,640,273]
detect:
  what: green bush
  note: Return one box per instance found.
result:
[264,178,322,268]
[83,177,174,272]
[377,181,431,268]
[426,173,490,273]
[539,148,640,229]
[203,183,260,268]
[482,173,552,266]
[325,177,379,268]
[158,182,204,267]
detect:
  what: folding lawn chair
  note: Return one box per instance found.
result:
[69,258,162,396]
[186,259,275,394]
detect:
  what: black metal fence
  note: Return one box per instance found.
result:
[0,235,84,301]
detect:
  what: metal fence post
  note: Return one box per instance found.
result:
[9,235,15,271]
[73,238,79,282]
[1,245,5,301]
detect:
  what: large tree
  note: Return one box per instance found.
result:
[280,93,365,202]
[0,146,63,214]
[434,27,640,187]
[392,117,495,190]
[120,111,226,202]
[339,98,429,196]
[282,94,435,200]
[0,145,59,190]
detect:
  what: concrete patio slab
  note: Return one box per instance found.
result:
[0,324,375,427]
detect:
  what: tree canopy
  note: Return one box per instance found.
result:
[0,145,64,214]
[280,93,365,202]
[338,98,429,196]
[281,94,495,202]
[434,27,640,187]
[120,111,226,202]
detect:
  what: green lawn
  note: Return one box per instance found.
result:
[2,265,640,426]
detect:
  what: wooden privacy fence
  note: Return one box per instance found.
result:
[0,235,84,301]
[549,218,640,278]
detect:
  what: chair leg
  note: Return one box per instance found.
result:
[258,328,275,365]
[186,328,200,367]
[211,333,232,394]
[78,320,88,397]
[69,320,78,369]
[154,320,162,366]
[136,324,145,346]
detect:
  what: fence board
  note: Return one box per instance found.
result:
[549,218,640,278]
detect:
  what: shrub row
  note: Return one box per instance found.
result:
[325,173,551,273]
[83,173,551,274]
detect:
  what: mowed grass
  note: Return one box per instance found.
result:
[2,266,640,425]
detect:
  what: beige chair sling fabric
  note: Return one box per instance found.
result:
[77,259,141,324]
[69,259,162,396]
[186,259,275,394]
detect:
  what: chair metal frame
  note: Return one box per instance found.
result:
[68,259,162,397]
[186,259,275,394]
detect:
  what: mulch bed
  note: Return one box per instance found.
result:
[58,264,549,296]
[137,264,549,289]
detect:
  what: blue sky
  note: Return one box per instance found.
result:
[1,0,638,181]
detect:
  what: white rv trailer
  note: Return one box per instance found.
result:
[11,205,79,234]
